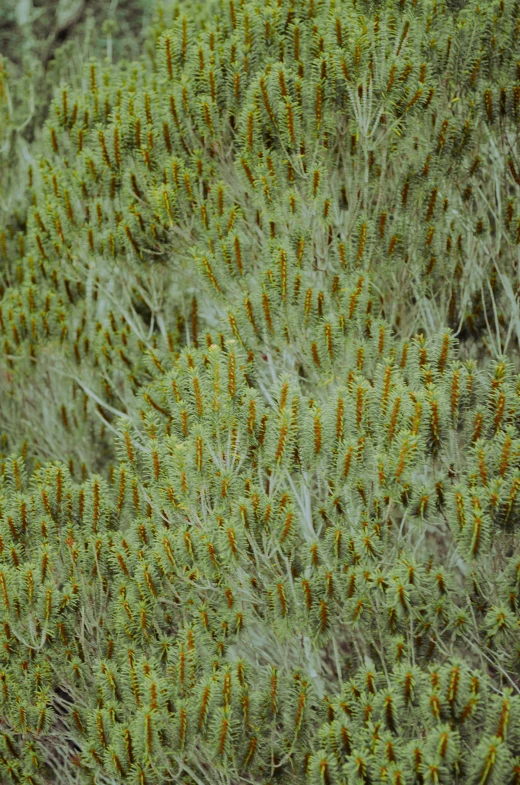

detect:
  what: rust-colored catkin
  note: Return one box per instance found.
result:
[234,236,243,275]
[450,369,460,421]
[262,292,274,333]
[314,410,322,455]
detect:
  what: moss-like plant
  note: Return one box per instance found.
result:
[0,0,520,783]
[2,337,520,783]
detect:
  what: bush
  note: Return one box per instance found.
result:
[0,0,519,783]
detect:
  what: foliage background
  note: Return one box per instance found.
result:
[0,1,520,784]
[0,0,155,471]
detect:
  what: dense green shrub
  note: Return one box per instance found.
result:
[0,0,520,783]
[0,0,155,472]
[2,0,520,471]
[2,337,520,784]
[1,0,152,276]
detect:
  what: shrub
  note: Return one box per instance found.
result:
[0,0,519,783]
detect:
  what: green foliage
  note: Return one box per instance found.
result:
[0,0,520,783]
[0,0,152,255]
[1,338,520,783]
[0,0,156,473]
[2,0,520,471]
